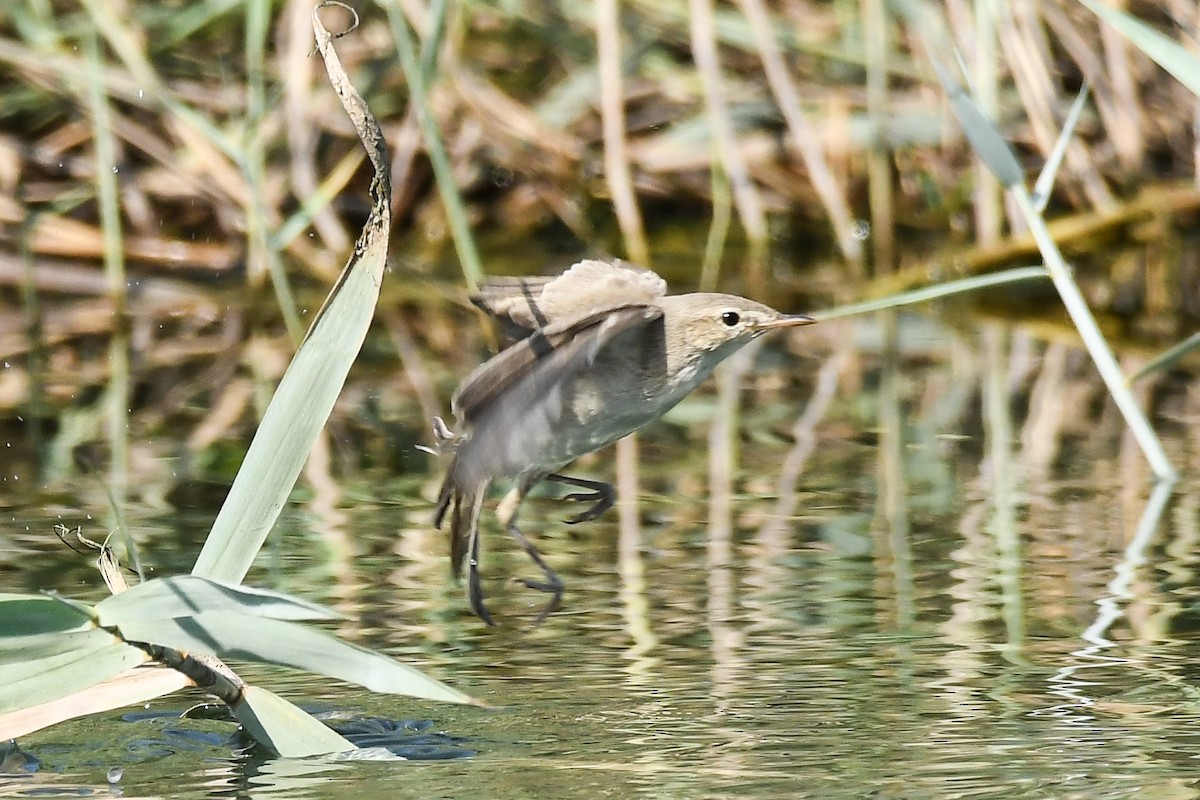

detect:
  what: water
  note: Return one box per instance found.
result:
[3,315,1200,798]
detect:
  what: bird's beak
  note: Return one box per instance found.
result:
[760,313,817,330]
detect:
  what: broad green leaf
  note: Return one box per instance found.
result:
[0,594,94,637]
[1078,0,1200,98]
[0,628,113,659]
[0,665,189,740]
[115,612,476,705]
[192,4,393,584]
[231,685,355,757]
[0,637,114,685]
[0,640,147,714]
[96,575,341,627]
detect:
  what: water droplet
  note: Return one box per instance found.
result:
[138,89,144,98]
[492,167,513,188]
[111,166,119,174]
[107,766,123,783]
[851,219,871,240]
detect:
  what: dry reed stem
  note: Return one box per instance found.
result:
[688,0,768,284]
[735,0,861,265]
[1096,0,1146,171]
[860,0,894,274]
[867,182,1200,298]
[597,0,650,266]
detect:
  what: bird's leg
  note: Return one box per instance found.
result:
[497,485,564,621]
[544,473,615,524]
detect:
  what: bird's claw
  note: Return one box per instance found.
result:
[560,489,615,524]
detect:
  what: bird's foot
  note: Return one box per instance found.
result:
[506,521,565,624]
[545,473,615,524]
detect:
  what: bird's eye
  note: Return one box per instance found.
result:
[721,311,741,327]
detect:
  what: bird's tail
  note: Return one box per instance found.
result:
[434,466,494,624]
[434,476,477,579]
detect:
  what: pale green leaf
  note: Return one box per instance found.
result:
[231,685,355,757]
[0,628,113,659]
[0,594,94,637]
[812,266,1050,321]
[1130,329,1200,383]
[0,640,147,714]
[0,665,189,740]
[1032,83,1091,212]
[114,611,476,705]
[191,3,393,584]
[96,575,341,627]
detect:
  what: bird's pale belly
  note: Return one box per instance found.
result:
[510,369,701,481]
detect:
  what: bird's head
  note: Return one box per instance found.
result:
[661,293,815,362]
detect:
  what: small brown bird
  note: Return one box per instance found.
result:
[434,259,815,623]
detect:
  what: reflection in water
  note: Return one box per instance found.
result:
[1044,479,1174,715]
[8,317,1200,798]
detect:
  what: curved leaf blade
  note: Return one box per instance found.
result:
[0,628,112,659]
[96,575,341,626]
[115,612,476,705]
[192,4,393,584]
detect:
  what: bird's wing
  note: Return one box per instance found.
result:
[470,276,557,336]
[470,260,666,335]
[451,303,662,427]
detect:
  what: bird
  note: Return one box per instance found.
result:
[433,259,815,623]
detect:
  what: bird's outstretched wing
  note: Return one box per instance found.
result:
[470,259,666,337]
[452,303,661,426]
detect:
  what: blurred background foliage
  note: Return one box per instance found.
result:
[0,0,1196,512]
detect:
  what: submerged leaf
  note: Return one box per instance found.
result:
[232,685,355,758]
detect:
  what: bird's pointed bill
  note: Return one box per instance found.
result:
[759,314,817,329]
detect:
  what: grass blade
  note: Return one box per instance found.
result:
[0,667,190,741]
[1078,0,1200,98]
[0,594,93,636]
[1033,83,1091,213]
[1129,330,1200,383]
[812,266,1050,321]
